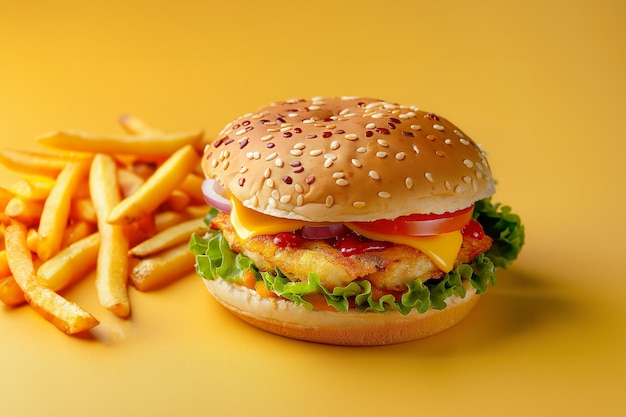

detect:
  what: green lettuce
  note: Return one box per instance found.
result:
[189,198,524,314]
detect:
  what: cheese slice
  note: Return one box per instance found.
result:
[229,198,462,273]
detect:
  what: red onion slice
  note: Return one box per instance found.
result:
[201,178,232,213]
[300,224,349,240]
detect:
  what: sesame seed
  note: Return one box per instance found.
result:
[271,189,280,199]
[250,195,259,207]
[324,158,334,168]
[330,140,340,150]
[308,105,321,110]
[454,184,465,193]
[476,171,483,180]
[395,152,406,160]
[235,128,247,135]
[326,124,336,129]
[435,150,445,157]
[290,149,303,156]
[463,159,474,168]
[275,158,284,167]
[365,123,376,129]
[444,181,452,190]
[460,138,470,145]
[357,147,367,153]
[463,176,472,184]
[295,184,304,193]
[353,201,366,208]
[211,159,218,168]
[433,124,445,131]
[376,151,388,158]
[345,133,358,141]
[378,191,391,199]
[264,167,271,178]
[296,195,304,206]
[294,142,306,150]
[424,172,434,183]
[410,124,421,130]
[265,178,275,188]
[426,135,437,141]
[412,144,420,155]
[222,160,229,170]
[405,177,414,189]
[332,172,345,179]
[268,198,277,208]
[454,129,464,137]
[351,159,362,168]
[336,179,349,186]
[267,128,280,133]
[265,152,277,161]
[369,170,380,180]
[280,125,292,132]
[280,195,292,204]
[377,139,389,147]
[309,149,323,157]
[239,166,248,174]
[444,138,452,145]
[325,195,334,208]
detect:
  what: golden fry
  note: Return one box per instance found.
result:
[5,197,44,226]
[89,154,130,318]
[0,187,14,211]
[69,197,98,223]
[37,129,203,157]
[61,220,96,248]
[0,275,26,306]
[4,221,99,334]
[129,217,206,258]
[178,173,206,204]
[165,189,191,212]
[10,175,56,201]
[117,168,145,198]
[0,250,10,278]
[130,243,196,291]
[118,114,163,136]
[107,145,200,225]
[0,148,69,177]
[37,160,91,261]
[37,232,100,292]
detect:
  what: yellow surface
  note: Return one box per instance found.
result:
[1,0,624,416]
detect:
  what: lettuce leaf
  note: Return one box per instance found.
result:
[190,198,524,314]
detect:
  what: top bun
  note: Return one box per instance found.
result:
[202,97,495,222]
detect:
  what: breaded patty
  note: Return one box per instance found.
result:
[211,212,492,291]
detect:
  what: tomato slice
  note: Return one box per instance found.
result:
[351,205,474,237]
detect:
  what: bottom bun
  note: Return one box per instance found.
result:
[203,278,480,346]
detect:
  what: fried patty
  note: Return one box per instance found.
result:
[211,212,492,291]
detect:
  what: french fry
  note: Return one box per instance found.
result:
[10,175,56,201]
[89,154,130,318]
[4,221,99,334]
[69,197,98,223]
[0,250,10,277]
[37,129,204,157]
[164,189,191,212]
[37,232,100,292]
[107,145,200,225]
[118,114,163,136]
[178,173,206,204]
[129,217,206,258]
[26,228,39,253]
[0,275,26,306]
[5,197,44,226]
[37,160,91,261]
[0,187,14,211]
[61,220,97,248]
[117,168,145,198]
[0,148,69,177]
[130,243,196,291]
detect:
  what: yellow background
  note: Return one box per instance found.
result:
[1,0,624,416]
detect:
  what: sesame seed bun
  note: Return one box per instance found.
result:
[202,96,495,222]
[204,277,480,346]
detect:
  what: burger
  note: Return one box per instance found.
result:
[190,96,524,346]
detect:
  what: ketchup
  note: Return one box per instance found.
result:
[332,231,395,256]
[462,219,485,240]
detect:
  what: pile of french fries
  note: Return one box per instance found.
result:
[0,116,210,335]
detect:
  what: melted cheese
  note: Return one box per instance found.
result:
[229,198,462,273]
